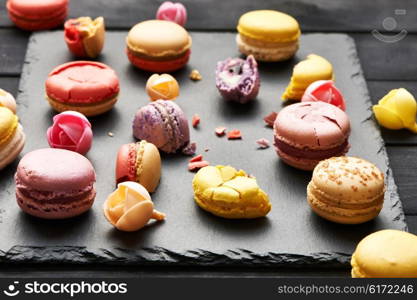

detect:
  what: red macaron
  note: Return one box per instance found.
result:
[7,0,68,31]
[273,102,350,170]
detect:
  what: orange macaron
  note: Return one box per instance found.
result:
[126,20,192,73]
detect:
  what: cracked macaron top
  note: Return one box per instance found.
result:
[215,55,260,104]
[133,100,190,153]
[274,102,350,150]
[45,61,119,104]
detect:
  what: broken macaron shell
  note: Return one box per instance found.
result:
[215,55,260,104]
[302,80,346,111]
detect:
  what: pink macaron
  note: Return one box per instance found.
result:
[15,148,96,219]
[7,0,68,31]
[273,102,350,170]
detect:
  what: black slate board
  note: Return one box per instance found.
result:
[0,31,406,268]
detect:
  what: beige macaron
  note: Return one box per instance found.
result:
[351,230,417,278]
[307,156,385,224]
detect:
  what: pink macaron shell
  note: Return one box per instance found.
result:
[156,1,187,26]
[45,61,120,104]
[16,148,96,192]
[302,80,346,111]
[274,102,350,150]
[47,111,93,155]
[7,0,68,19]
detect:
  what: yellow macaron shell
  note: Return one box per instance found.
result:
[192,165,271,219]
[126,20,191,58]
[0,106,18,146]
[351,230,417,278]
[282,54,333,100]
[237,10,300,43]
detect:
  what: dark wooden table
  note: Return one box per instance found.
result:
[0,0,416,277]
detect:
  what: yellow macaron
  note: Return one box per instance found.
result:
[351,230,417,278]
[236,10,300,61]
[192,165,271,219]
[307,156,385,224]
[0,107,25,169]
[282,54,333,101]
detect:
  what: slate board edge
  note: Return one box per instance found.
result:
[0,32,405,268]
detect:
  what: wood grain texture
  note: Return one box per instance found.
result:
[0,77,19,96]
[1,0,416,32]
[0,28,29,75]
[386,146,417,214]
[352,33,417,81]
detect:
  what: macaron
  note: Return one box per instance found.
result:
[15,148,96,219]
[192,165,271,219]
[273,102,350,170]
[236,10,300,62]
[307,156,385,224]
[64,16,105,58]
[0,88,17,114]
[115,141,162,193]
[146,73,180,101]
[7,0,68,31]
[215,55,260,104]
[282,54,334,101]
[351,230,417,278]
[103,181,165,232]
[126,20,192,72]
[45,61,120,116]
[0,107,25,170]
[133,100,190,154]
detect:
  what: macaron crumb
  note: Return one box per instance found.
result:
[192,114,200,128]
[182,142,197,155]
[215,127,226,137]
[189,154,203,163]
[188,160,209,172]
[190,69,202,81]
[108,132,114,137]
[256,138,270,149]
[227,130,242,140]
[263,112,277,128]
[204,148,209,152]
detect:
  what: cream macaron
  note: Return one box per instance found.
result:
[307,156,385,224]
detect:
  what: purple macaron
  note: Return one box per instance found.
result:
[215,55,260,104]
[133,100,190,153]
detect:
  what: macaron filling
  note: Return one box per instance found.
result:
[274,137,349,160]
[216,55,260,103]
[135,141,146,183]
[16,176,95,203]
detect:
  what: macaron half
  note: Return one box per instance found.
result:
[15,148,96,219]
[115,141,162,193]
[133,100,190,153]
[307,156,385,224]
[236,10,300,61]
[126,20,192,72]
[45,61,120,116]
[273,102,350,170]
